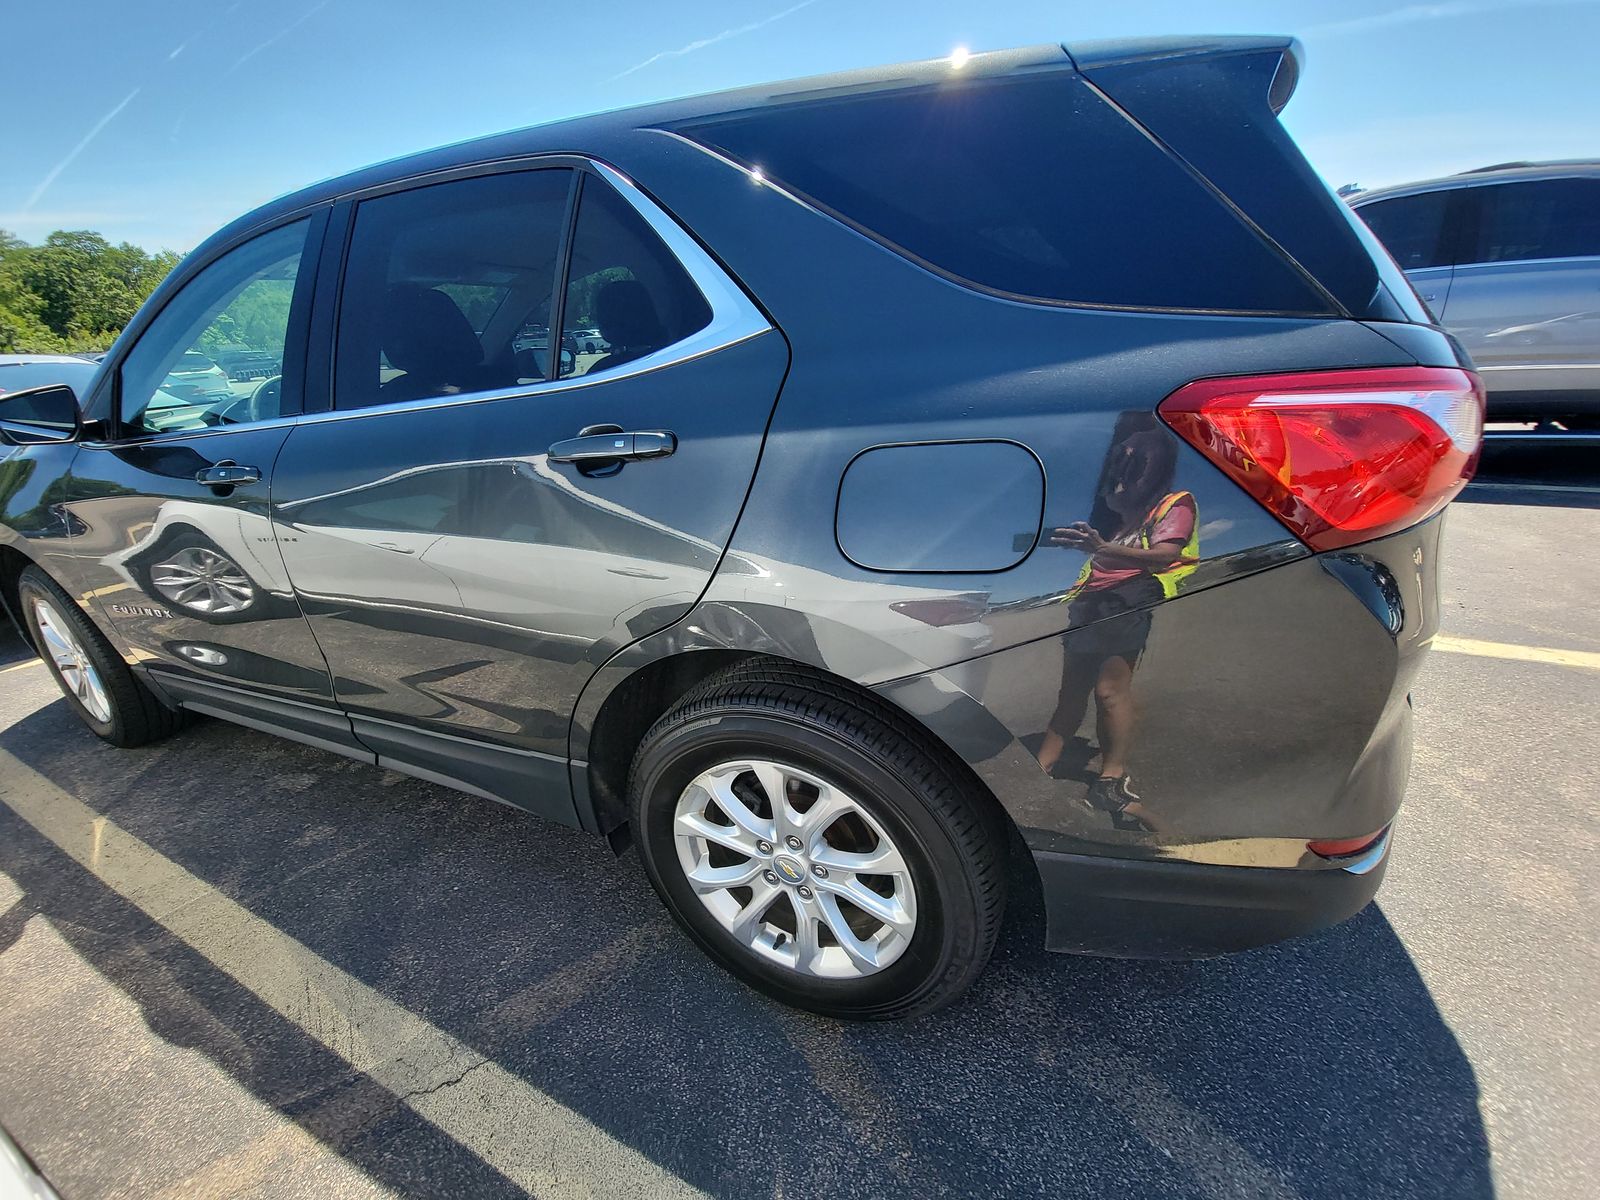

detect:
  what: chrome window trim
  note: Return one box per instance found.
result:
[81,159,773,447]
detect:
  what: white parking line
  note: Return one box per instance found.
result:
[1433,634,1600,671]
[1,659,42,674]
[0,749,704,1200]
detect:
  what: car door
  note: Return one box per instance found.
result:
[1354,186,1462,320]
[270,163,786,818]
[62,213,356,748]
[1433,177,1600,413]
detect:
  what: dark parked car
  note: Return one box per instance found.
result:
[0,37,1482,1018]
[0,355,101,398]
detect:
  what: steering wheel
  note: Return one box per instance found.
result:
[204,375,281,426]
[249,374,282,421]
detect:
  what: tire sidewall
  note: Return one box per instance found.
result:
[634,707,978,1017]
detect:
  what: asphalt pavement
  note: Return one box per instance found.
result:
[0,441,1595,1199]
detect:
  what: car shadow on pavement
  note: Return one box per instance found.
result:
[0,698,1494,1199]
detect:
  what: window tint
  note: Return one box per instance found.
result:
[335,170,571,410]
[559,178,712,378]
[681,73,1328,313]
[1469,178,1600,264]
[1356,191,1455,270]
[120,219,310,436]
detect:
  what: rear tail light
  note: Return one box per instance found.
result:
[1158,367,1484,552]
[1308,827,1389,860]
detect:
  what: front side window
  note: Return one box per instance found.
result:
[560,178,712,378]
[1356,191,1455,270]
[1468,178,1600,264]
[119,219,311,436]
[334,170,572,410]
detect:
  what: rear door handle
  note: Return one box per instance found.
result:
[195,463,261,488]
[547,430,676,465]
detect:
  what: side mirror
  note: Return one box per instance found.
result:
[0,384,82,445]
[559,348,577,376]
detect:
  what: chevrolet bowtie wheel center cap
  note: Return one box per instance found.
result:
[772,855,806,885]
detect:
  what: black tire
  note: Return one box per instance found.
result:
[17,565,185,748]
[629,661,1006,1019]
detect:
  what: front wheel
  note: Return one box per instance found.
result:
[629,662,1005,1019]
[18,566,185,747]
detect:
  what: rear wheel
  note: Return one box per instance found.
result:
[18,566,185,747]
[629,662,1005,1019]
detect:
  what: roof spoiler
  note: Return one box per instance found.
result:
[1057,34,1416,322]
[1063,36,1303,114]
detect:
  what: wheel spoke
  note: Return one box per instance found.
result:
[810,840,908,876]
[815,893,879,972]
[705,772,777,844]
[675,810,762,858]
[172,580,210,605]
[37,621,75,666]
[791,903,823,973]
[747,760,794,830]
[789,783,855,852]
[685,858,764,892]
[728,879,784,940]
[814,875,915,937]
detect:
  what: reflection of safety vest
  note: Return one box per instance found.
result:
[1059,491,1200,604]
[1148,491,1200,599]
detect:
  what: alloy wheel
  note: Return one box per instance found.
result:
[149,546,255,615]
[31,597,113,723]
[673,758,918,979]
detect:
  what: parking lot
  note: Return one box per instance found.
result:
[1,442,1596,1200]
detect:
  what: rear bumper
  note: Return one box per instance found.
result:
[1034,834,1389,957]
[875,517,1441,957]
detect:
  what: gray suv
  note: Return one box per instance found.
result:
[1353,161,1600,426]
[0,37,1483,1018]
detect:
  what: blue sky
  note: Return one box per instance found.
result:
[5,0,1598,251]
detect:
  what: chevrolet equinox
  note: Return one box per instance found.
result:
[0,37,1483,1018]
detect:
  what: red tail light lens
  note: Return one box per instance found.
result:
[1158,367,1484,551]
[1308,827,1389,860]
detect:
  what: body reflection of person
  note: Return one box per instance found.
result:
[1038,424,1197,832]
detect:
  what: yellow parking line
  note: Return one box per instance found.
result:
[0,749,704,1200]
[1,658,42,674]
[1433,634,1600,671]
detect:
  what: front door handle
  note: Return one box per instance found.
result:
[195,463,261,489]
[548,430,676,466]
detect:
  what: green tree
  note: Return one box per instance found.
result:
[0,230,62,353]
[0,227,182,353]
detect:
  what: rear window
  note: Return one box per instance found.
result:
[679,72,1330,314]
[1356,191,1456,270]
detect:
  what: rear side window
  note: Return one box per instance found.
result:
[1356,191,1455,270]
[335,169,571,410]
[559,177,712,378]
[1468,178,1600,264]
[680,72,1330,314]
